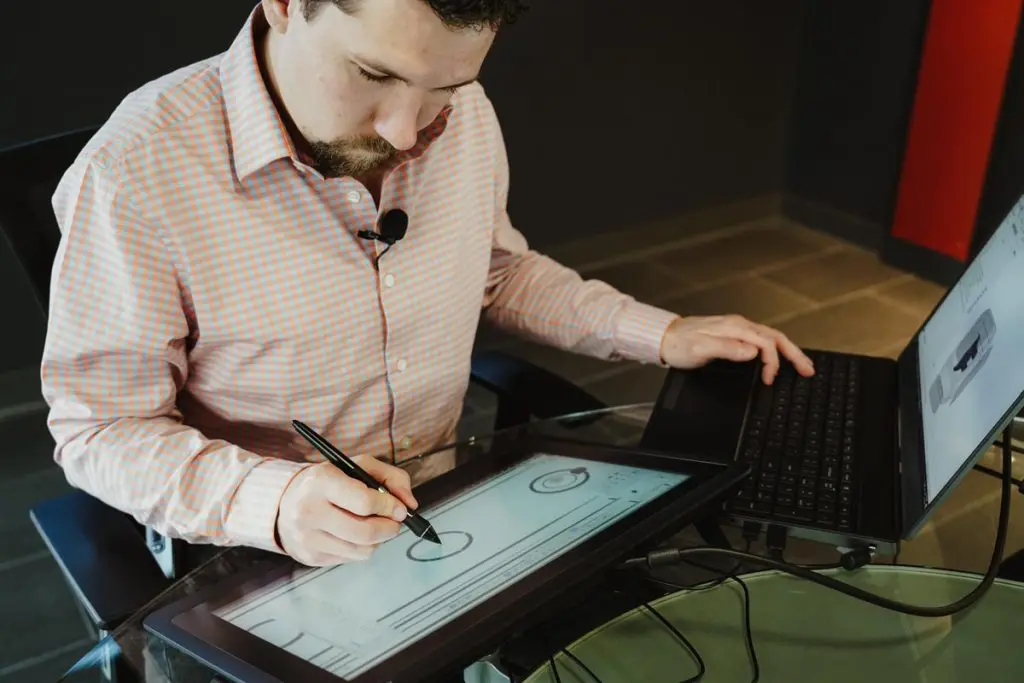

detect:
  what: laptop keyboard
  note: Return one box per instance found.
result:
[728,352,861,531]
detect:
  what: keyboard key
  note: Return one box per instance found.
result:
[775,507,813,523]
[797,498,815,511]
[733,499,772,515]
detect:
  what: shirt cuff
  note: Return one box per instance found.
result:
[613,300,680,366]
[224,458,313,554]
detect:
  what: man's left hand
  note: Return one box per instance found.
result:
[659,314,815,384]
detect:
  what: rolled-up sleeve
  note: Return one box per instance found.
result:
[41,158,309,552]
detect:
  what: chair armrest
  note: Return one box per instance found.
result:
[469,350,607,430]
[30,490,172,631]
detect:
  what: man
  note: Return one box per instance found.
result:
[42,0,814,569]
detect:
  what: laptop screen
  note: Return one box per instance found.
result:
[916,196,1024,504]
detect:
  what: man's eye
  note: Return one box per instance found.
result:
[358,67,390,84]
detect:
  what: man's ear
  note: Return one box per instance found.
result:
[262,0,296,32]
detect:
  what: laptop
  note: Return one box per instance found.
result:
[642,195,1024,553]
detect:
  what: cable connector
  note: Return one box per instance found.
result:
[742,521,762,544]
[839,546,873,571]
[766,524,787,561]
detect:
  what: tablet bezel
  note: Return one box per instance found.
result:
[144,433,748,683]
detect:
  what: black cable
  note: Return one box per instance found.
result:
[546,597,707,683]
[973,463,1024,491]
[621,428,1013,618]
[548,430,1012,681]
[648,562,759,683]
[559,648,603,683]
[992,438,1023,456]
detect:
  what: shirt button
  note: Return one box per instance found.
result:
[400,436,413,450]
[384,274,395,288]
[396,359,407,372]
[346,191,361,203]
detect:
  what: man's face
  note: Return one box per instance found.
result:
[262,0,495,177]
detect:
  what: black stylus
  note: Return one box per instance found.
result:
[291,420,441,545]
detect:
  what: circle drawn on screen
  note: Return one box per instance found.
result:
[248,618,305,649]
[407,531,473,562]
[529,467,590,494]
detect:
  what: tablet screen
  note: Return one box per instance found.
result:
[213,452,689,679]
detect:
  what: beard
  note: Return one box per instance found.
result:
[307,135,398,178]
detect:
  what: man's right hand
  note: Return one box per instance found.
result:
[275,458,418,567]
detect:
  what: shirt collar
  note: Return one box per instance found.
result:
[221,6,454,184]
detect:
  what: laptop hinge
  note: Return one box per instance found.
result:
[896,406,902,449]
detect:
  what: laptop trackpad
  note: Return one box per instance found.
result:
[643,360,757,462]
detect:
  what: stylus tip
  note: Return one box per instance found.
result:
[424,527,442,545]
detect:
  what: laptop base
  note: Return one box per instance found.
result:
[642,350,902,554]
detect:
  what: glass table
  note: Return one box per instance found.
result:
[524,565,1024,683]
[57,403,1024,683]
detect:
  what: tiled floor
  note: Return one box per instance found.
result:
[2,213,1022,680]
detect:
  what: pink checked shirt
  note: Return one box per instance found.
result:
[41,8,677,554]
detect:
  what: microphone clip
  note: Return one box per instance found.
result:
[357,229,396,245]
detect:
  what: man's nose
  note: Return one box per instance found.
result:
[373,97,420,152]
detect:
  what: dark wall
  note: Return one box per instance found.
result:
[783,1,931,249]
[972,12,1024,259]
[0,2,253,376]
[483,0,806,248]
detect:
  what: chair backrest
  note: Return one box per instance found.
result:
[0,127,98,314]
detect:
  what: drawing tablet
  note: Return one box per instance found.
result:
[144,435,746,683]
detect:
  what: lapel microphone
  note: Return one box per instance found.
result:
[358,209,408,246]
[359,209,408,265]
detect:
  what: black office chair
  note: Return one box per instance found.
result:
[0,129,607,649]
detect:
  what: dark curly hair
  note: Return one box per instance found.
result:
[301,0,529,30]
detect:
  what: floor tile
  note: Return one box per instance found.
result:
[876,277,948,317]
[654,224,835,286]
[0,639,96,683]
[577,261,689,305]
[0,408,57,480]
[762,248,906,302]
[659,276,814,324]
[772,296,924,355]
[543,200,780,269]
[0,556,92,670]
[0,467,74,562]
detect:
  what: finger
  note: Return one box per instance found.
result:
[321,469,408,521]
[695,335,758,364]
[718,323,781,383]
[764,327,815,376]
[356,455,419,510]
[318,505,402,546]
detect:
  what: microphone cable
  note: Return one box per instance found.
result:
[546,428,1014,683]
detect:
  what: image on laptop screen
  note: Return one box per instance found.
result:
[917,195,1024,504]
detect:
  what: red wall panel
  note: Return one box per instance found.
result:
[891,0,1023,261]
